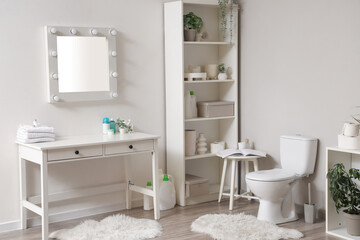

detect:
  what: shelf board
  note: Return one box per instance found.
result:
[327,228,360,240]
[185,153,217,160]
[184,79,235,84]
[185,116,235,122]
[184,41,231,45]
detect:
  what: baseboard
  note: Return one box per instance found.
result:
[0,199,142,233]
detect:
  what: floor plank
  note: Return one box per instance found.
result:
[0,199,343,239]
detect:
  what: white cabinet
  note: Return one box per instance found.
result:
[326,147,360,240]
[164,0,238,206]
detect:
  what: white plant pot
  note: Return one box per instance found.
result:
[119,128,127,135]
[218,72,227,81]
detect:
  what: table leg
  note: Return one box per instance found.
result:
[229,159,236,210]
[19,157,27,229]
[253,159,259,171]
[125,156,132,210]
[245,160,250,192]
[218,158,228,203]
[152,141,160,220]
[40,153,48,240]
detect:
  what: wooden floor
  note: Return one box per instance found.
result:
[0,199,343,240]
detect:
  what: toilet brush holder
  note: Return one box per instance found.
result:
[304,203,316,223]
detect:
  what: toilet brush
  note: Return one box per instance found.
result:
[304,182,316,223]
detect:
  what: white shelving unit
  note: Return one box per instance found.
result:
[164,0,238,206]
[326,147,360,240]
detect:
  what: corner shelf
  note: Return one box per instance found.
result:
[185,153,217,160]
[184,79,235,84]
[184,41,231,45]
[326,147,360,240]
[185,116,235,122]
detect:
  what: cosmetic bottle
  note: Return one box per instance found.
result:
[103,117,110,134]
[110,118,116,133]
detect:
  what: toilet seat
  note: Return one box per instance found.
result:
[246,168,296,182]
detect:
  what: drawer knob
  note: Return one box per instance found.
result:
[75,150,79,155]
[129,145,133,149]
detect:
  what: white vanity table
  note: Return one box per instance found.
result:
[17,132,160,240]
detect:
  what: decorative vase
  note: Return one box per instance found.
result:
[184,29,196,41]
[196,133,207,154]
[205,64,217,80]
[185,130,196,156]
[218,72,227,81]
[119,127,127,135]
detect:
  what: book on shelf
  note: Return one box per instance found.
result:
[216,148,267,158]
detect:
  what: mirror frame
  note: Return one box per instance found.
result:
[44,26,118,103]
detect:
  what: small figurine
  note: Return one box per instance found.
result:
[33,119,39,127]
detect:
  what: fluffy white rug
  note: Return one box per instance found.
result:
[49,214,162,240]
[191,213,303,240]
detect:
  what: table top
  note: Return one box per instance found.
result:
[16,132,160,150]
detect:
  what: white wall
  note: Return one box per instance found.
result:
[0,0,165,225]
[240,0,360,214]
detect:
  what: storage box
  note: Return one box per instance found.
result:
[185,174,209,198]
[197,101,234,118]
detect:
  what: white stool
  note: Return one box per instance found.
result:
[218,155,259,210]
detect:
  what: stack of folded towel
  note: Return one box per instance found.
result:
[17,125,56,143]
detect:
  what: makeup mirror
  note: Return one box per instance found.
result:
[45,26,118,103]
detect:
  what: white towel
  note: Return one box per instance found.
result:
[17,132,55,139]
[18,125,55,133]
[17,137,55,144]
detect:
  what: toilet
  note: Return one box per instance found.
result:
[246,135,318,224]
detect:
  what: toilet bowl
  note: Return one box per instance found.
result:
[245,135,318,224]
[246,169,299,224]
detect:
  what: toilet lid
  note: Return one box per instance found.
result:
[246,168,296,182]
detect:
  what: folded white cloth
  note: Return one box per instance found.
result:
[18,125,55,133]
[17,137,55,144]
[17,132,55,139]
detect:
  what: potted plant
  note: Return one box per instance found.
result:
[217,63,227,80]
[116,118,133,135]
[218,0,237,43]
[183,12,203,41]
[327,163,360,236]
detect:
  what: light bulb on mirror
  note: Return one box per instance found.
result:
[110,29,117,36]
[111,72,118,78]
[50,50,57,57]
[112,92,118,98]
[53,95,60,102]
[90,28,98,35]
[70,28,77,35]
[51,73,58,80]
[111,51,117,57]
[50,27,57,34]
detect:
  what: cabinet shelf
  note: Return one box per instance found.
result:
[184,79,235,84]
[165,0,238,207]
[185,116,235,122]
[185,153,217,160]
[327,228,360,240]
[184,41,231,45]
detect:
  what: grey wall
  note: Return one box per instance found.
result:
[240,0,360,214]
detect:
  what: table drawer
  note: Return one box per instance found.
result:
[48,145,103,161]
[105,140,154,155]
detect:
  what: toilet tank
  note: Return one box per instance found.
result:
[280,135,318,176]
